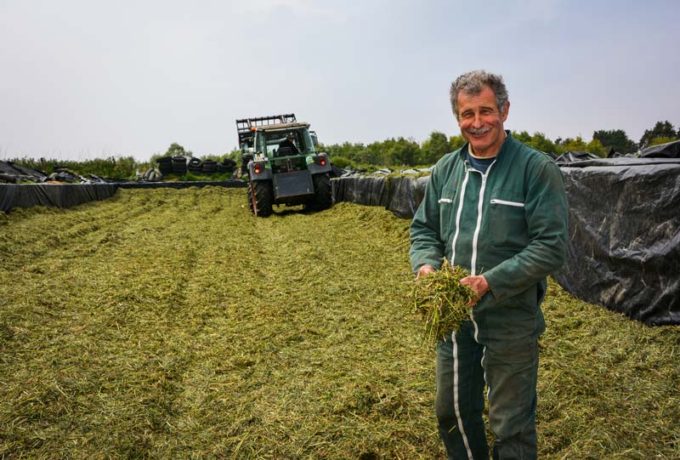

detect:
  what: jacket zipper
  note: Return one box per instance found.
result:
[469,161,497,345]
[470,161,497,276]
[490,198,524,207]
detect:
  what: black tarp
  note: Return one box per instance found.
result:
[0,180,247,212]
[333,176,388,208]
[555,158,680,325]
[0,161,47,183]
[333,175,430,218]
[555,151,601,164]
[0,183,118,213]
[639,139,680,158]
[331,158,680,326]
[385,176,429,219]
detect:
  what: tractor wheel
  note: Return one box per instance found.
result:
[307,173,332,211]
[248,180,273,217]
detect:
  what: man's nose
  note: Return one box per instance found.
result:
[471,112,483,127]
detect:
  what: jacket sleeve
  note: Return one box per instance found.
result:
[483,158,568,301]
[409,166,446,273]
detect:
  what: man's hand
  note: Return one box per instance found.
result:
[416,264,436,279]
[460,275,490,306]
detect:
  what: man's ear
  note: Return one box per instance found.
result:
[500,101,510,122]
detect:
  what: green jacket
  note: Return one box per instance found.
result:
[409,133,568,342]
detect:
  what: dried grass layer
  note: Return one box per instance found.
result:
[0,187,678,459]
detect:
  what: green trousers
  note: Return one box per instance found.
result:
[435,321,539,460]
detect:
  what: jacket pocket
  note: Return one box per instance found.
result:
[487,197,528,248]
[438,196,455,242]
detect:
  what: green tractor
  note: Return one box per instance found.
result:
[236,114,333,217]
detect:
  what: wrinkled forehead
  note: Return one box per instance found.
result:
[459,83,492,98]
[457,86,497,106]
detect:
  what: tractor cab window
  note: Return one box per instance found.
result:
[266,131,304,156]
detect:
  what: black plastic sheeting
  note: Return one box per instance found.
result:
[0,161,47,183]
[332,158,680,326]
[333,175,429,219]
[640,139,680,158]
[555,151,601,164]
[0,183,118,213]
[556,159,680,326]
[0,180,247,213]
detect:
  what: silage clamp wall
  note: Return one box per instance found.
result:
[0,181,247,213]
[0,183,118,213]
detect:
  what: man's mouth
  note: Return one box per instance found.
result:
[467,127,491,137]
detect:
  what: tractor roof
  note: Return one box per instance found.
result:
[236,114,309,145]
[254,122,310,132]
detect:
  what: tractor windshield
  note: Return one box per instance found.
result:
[263,130,309,157]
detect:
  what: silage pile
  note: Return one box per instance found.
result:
[0,187,678,459]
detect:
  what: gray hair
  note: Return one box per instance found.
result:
[449,70,509,120]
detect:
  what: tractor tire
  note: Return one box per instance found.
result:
[307,173,332,211]
[248,180,273,217]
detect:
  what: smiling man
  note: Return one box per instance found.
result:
[410,70,568,459]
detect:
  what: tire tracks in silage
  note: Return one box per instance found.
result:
[121,188,249,447]
[0,189,225,452]
[0,189,206,454]
[0,189,191,333]
[144,188,304,449]
[0,189,162,272]
[0,189,169,357]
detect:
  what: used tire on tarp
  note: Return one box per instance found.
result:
[220,158,236,173]
[202,160,217,174]
[188,157,202,173]
[157,157,173,175]
[172,156,187,174]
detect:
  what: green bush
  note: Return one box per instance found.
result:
[329,156,355,169]
[11,156,140,180]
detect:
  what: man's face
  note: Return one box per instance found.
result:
[456,85,509,158]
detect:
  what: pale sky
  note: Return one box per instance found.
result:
[1,0,678,161]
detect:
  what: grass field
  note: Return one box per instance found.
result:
[0,187,678,459]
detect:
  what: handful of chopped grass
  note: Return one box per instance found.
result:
[412,259,475,343]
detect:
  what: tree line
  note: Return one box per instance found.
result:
[5,120,678,179]
[322,120,679,169]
